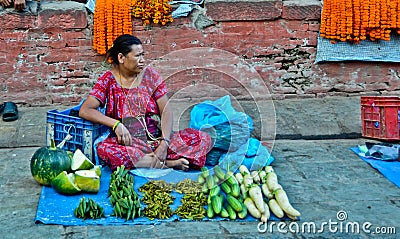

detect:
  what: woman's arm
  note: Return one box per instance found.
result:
[79,96,132,146]
[154,94,173,161]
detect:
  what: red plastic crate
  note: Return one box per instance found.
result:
[361,96,400,141]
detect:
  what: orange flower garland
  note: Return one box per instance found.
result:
[320,0,400,43]
[93,0,172,55]
[132,0,174,26]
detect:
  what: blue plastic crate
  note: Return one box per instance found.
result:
[46,104,108,162]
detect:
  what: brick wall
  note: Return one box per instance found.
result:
[1,0,399,106]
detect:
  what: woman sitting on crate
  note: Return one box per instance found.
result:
[79,34,212,171]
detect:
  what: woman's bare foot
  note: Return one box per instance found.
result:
[166,158,190,171]
[134,153,166,168]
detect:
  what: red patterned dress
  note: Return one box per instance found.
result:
[89,66,212,170]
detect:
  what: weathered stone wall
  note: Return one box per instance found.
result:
[0,0,399,106]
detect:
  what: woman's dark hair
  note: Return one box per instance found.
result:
[106,34,142,65]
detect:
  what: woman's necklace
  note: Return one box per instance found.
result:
[117,69,161,142]
[118,70,143,118]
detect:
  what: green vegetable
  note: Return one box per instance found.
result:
[198,174,205,185]
[30,139,72,186]
[74,170,100,193]
[207,204,215,218]
[202,183,209,194]
[201,167,210,178]
[74,197,105,220]
[220,207,229,218]
[230,183,240,198]
[51,171,81,195]
[213,165,226,180]
[110,166,141,220]
[221,182,231,194]
[71,149,94,171]
[225,171,237,186]
[226,204,237,220]
[227,194,243,212]
[206,175,215,190]
[211,195,223,214]
[209,185,221,197]
[237,201,248,219]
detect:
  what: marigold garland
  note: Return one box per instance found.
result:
[92,0,173,55]
[132,0,174,26]
[320,0,400,43]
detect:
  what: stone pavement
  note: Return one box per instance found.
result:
[0,96,399,239]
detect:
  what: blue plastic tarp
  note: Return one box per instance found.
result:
[316,33,400,63]
[35,167,283,225]
[351,147,400,189]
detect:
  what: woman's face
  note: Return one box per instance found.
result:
[121,44,145,74]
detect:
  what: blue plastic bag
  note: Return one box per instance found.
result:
[218,138,275,172]
[190,95,253,152]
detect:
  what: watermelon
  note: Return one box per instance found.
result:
[71,149,94,171]
[30,139,72,186]
[75,170,101,193]
[51,171,81,195]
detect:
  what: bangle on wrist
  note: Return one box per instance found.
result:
[112,120,120,131]
[161,138,171,146]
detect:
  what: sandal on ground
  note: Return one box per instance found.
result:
[2,101,18,122]
[0,103,4,114]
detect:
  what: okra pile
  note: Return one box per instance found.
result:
[108,165,141,221]
[74,197,106,220]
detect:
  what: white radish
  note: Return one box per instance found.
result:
[239,165,250,175]
[268,198,284,218]
[243,174,254,188]
[235,172,243,184]
[248,184,265,213]
[261,201,270,223]
[240,183,248,198]
[266,171,280,191]
[259,170,267,183]
[265,166,274,173]
[261,183,274,199]
[274,188,301,217]
[287,214,298,221]
[251,171,261,184]
[244,198,261,219]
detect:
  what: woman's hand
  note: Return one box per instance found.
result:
[0,0,12,7]
[14,0,25,11]
[114,123,132,146]
[154,140,168,162]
